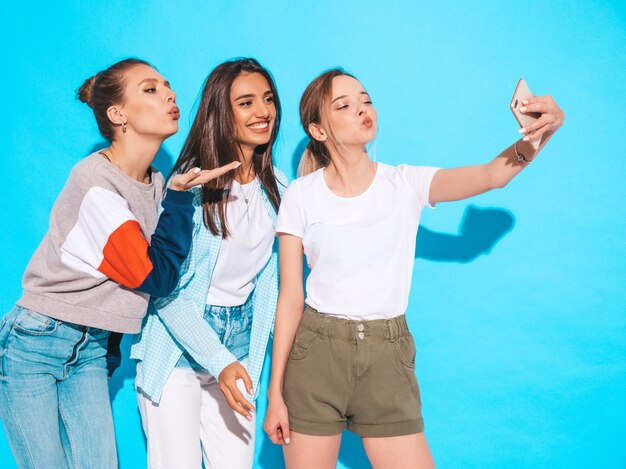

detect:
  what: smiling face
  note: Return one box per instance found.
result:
[229,72,276,155]
[115,64,179,140]
[316,74,377,149]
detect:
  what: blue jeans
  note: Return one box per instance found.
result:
[0,306,116,469]
[176,299,252,370]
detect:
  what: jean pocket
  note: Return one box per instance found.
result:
[226,321,251,360]
[205,309,227,339]
[13,308,59,336]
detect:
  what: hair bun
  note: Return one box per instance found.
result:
[77,73,99,107]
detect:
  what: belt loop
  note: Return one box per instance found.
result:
[387,319,399,341]
[321,314,331,338]
[313,309,327,337]
[315,314,323,335]
[399,315,409,336]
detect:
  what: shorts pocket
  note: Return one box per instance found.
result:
[393,335,416,369]
[288,328,317,361]
[13,308,59,336]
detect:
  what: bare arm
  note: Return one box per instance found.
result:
[268,235,305,396]
[263,234,305,445]
[430,95,564,204]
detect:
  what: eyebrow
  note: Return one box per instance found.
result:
[331,91,369,103]
[234,90,273,100]
[138,78,171,88]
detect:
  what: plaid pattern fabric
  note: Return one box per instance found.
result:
[131,169,287,404]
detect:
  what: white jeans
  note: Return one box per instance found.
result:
[136,366,256,469]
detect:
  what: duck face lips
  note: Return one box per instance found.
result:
[168,105,180,120]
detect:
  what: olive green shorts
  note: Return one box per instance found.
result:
[283,307,424,438]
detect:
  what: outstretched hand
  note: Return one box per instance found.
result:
[519,95,565,143]
[169,161,241,191]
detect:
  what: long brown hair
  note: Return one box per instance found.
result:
[298,68,355,176]
[77,58,151,141]
[170,58,282,237]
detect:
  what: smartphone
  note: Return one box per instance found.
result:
[510,78,541,150]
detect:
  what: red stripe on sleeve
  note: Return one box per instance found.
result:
[98,220,154,289]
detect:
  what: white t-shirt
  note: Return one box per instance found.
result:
[275,163,440,320]
[206,178,274,307]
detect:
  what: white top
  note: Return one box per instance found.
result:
[206,178,274,307]
[275,163,440,320]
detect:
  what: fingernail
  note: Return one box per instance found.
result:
[235,162,242,167]
[519,128,525,134]
[523,136,529,141]
[522,100,528,105]
[193,167,201,174]
[246,415,252,421]
[285,437,291,445]
[520,106,526,112]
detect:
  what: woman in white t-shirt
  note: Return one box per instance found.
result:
[263,69,564,468]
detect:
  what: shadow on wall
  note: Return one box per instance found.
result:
[416,205,515,263]
[290,138,309,179]
[108,335,136,403]
[152,147,175,177]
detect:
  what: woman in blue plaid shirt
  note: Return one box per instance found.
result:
[131,58,287,469]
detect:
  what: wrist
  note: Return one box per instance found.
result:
[514,139,536,163]
[267,385,284,401]
[164,188,194,203]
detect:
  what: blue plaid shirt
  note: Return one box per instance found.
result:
[131,169,287,404]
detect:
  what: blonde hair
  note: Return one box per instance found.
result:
[298,68,355,176]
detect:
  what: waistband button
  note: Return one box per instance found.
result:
[357,324,364,332]
[357,332,365,340]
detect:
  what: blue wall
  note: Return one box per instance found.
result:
[1,1,625,468]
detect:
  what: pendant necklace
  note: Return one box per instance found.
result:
[239,178,257,223]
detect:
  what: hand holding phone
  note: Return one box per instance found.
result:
[510,79,541,150]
